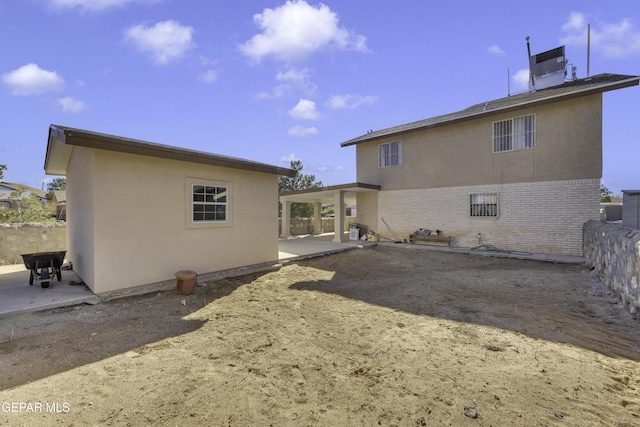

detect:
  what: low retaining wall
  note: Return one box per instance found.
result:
[279,217,357,236]
[0,222,67,265]
[584,220,640,318]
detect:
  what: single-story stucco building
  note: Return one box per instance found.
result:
[45,125,295,295]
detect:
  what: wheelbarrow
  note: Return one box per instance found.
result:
[21,251,67,288]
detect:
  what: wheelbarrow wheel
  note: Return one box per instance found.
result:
[29,270,34,286]
[41,281,50,288]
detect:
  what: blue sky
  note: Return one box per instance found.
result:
[1,0,639,194]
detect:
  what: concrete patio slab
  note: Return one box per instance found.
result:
[278,233,373,261]
[0,265,98,318]
[0,234,370,318]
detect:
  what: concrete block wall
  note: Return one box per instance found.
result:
[584,220,640,318]
[278,217,355,236]
[377,178,600,256]
[0,222,67,264]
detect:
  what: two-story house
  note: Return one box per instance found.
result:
[280,71,638,256]
[339,73,638,256]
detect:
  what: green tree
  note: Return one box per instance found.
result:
[278,160,323,218]
[601,184,613,203]
[0,164,6,181]
[0,187,55,223]
[46,178,66,199]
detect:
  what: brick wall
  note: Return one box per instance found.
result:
[377,178,600,256]
[0,223,67,264]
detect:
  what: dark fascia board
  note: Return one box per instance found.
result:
[341,73,639,147]
[279,182,381,197]
[46,125,297,177]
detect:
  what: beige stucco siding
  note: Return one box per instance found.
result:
[356,95,603,190]
[355,191,378,234]
[66,146,96,289]
[80,148,278,294]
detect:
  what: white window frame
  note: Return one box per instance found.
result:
[185,178,232,229]
[493,114,535,153]
[470,193,498,217]
[379,141,403,168]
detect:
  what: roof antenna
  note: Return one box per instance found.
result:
[587,23,591,79]
[526,36,535,91]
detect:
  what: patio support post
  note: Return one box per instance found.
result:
[313,203,322,235]
[333,190,347,243]
[281,200,292,238]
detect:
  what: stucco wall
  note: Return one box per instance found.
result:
[376,179,600,256]
[66,146,96,290]
[70,148,280,294]
[584,220,640,318]
[0,223,67,264]
[356,95,603,190]
[355,191,379,234]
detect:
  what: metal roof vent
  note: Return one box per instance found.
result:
[526,38,568,91]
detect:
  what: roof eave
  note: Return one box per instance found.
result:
[45,125,297,177]
[341,75,640,147]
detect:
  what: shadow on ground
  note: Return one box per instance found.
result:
[0,275,256,391]
[290,246,640,361]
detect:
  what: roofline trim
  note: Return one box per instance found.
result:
[279,182,381,197]
[46,125,297,177]
[341,74,640,147]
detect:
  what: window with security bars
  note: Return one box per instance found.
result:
[192,184,227,222]
[493,114,535,152]
[470,193,498,217]
[379,141,402,167]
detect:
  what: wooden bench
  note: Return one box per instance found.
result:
[409,233,451,247]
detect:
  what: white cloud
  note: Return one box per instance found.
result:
[280,152,299,162]
[198,69,218,83]
[255,87,288,100]
[512,68,530,92]
[276,67,317,95]
[124,20,195,65]
[289,99,320,120]
[48,0,160,12]
[57,97,87,113]
[276,67,310,83]
[288,125,318,138]
[256,67,317,100]
[560,11,640,59]
[327,94,377,110]
[198,55,217,67]
[239,0,368,63]
[487,45,504,55]
[1,63,65,96]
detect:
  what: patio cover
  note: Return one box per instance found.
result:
[279,182,380,243]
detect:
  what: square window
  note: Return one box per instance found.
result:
[493,115,535,152]
[379,141,403,167]
[189,182,229,224]
[470,193,498,217]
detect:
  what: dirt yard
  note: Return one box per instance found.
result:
[1,245,639,426]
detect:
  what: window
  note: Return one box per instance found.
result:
[192,184,227,222]
[470,193,498,217]
[379,141,402,167]
[493,114,535,152]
